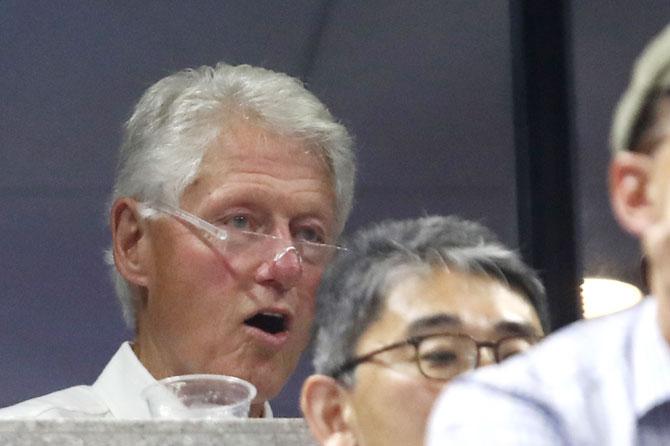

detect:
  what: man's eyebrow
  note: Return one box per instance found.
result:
[494,320,541,338]
[406,313,462,337]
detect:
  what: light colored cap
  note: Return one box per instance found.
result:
[611,24,670,152]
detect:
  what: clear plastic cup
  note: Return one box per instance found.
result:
[142,374,257,420]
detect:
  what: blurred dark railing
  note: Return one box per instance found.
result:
[510,0,582,330]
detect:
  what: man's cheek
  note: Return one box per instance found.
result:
[646,222,670,276]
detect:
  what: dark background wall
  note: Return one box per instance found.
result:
[2,1,668,416]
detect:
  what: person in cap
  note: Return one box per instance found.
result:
[300,216,548,446]
[426,24,670,445]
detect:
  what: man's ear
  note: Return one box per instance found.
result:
[300,375,357,446]
[110,197,149,287]
[610,151,655,236]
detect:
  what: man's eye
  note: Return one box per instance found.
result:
[294,226,325,244]
[498,346,529,361]
[498,350,521,361]
[226,215,253,231]
[498,338,534,361]
[420,350,460,367]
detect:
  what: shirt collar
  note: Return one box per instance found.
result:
[632,297,670,418]
[93,342,274,419]
[92,341,156,419]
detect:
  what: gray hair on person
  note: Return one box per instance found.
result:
[105,63,356,330]
[312,215,549,385]
[612,23,670,153]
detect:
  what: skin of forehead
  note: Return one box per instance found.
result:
[178,119,337,226]
[356,267,543,355]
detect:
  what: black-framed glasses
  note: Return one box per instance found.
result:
[332,332,540,381]
[140,201,347,266]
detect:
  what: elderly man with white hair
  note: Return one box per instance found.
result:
[0,63,355,419]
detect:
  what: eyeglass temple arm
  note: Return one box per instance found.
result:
[143,202,229,241]
[331,338,414,379]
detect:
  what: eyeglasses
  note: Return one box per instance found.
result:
[332,332,540,381]
[141,201,347,266]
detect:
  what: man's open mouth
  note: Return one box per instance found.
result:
[244,312,288,335]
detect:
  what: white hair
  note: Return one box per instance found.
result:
[106,63,355,330]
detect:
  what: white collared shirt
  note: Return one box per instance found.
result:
[0,342,272,419]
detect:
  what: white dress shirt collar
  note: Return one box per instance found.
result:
[92,342,273,419]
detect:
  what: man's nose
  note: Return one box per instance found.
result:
[476,347,497,367]
[255,245,303,291]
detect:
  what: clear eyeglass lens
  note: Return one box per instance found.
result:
[417,336,477,380]
[496,337,534,361]
[297,241,339,264]
[209,226,336,266]
[146,202,341,266]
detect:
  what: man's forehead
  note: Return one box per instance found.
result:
[404,313,461,336]
[404,312,540,339]
[372,269,539,336]
[203,121,322,164]
[193,124,332,190]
